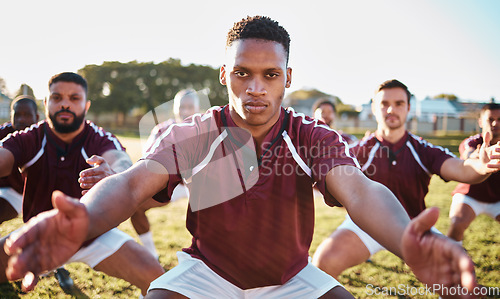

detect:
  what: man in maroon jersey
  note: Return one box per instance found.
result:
[0,72,164,296]
[130,88,201,260]
[4,18,497,298]
[312,98,357,145]
[0,96,39,224]
[313,80,500,284]
[448,103,500,242]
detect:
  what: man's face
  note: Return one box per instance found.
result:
[45,81,90,134]
[372,87,409,131]
[314,104,335,127]
[220,39,291,132]
[479,109,500,144]
[11,101,38,130]
[177,96,199,121]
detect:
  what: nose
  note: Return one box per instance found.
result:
[246,77,267,97]
[386,105,394,114]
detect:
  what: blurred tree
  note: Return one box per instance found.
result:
[79,59,228,124]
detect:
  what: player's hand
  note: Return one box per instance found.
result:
[4,191,88,292]
[79,155,115,195]
[480,132,500,173]
[402,207,478,298]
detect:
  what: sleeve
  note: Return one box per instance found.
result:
[418,139,456,179]
[141,122,202,203]
[0,130,38,169]
[93,130,127,156]
[309,127,360,207]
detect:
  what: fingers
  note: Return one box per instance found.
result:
[408,207,439,240]
[86,155,105,166]
[21,271,39,292]
[52,190,87,220]
[79,157,114,189]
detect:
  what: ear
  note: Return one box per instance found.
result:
[85,100,91,113]
[478,117,483,129]
[285,67,292,88]
[219,65,227,86]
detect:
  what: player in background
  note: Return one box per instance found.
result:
[312,98,357,145]
[0,96,39,225]
[313,80,500,287]
[447,103,500,242]
[0,72,164,297]
[131,88,201,259]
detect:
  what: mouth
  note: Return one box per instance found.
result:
[55,111,75,122]
[244,101,268,114]
[385,115,399,122]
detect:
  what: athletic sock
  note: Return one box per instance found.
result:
[138,231,159,260]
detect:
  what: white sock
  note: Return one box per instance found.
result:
[138,231,159,260]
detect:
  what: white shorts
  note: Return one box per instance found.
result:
[66,228,133,268]
[337,215,442,256]
[0,187,22,214]
[450,193,500,219]
[148,251,342,298]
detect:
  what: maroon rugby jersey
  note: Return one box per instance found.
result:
[0,122,24,194]
[0,120,125,222]
[452,134,500,203]
[144,105,359,289]
[352,132,455,218]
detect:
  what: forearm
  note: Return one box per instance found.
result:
[344,179,410,258]
[441,158,490,184]
[0,148,15,177]
[327,166,411,258]
[81,160,168,240]
[103,150,133,173]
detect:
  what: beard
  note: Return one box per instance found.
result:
[49,109,86,134]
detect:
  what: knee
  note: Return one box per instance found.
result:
[449,215,472,231]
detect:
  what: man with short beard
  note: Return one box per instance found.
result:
[0,72,164,297]
[313,79,500,283]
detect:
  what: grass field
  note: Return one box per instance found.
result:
[0,135,499,298]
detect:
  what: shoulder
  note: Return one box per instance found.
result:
[0,122,14,139]
[407,132,456,157]
[463,134,482,148]
[284,107,340,138]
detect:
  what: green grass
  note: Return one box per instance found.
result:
[1,135,499,298]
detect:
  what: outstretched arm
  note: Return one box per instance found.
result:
[326,165,477,295]
[4,159,169,291]
[0,148,15,177]
[440,132,500,184]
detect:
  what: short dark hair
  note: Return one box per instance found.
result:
[480,103,500,116]
[226,16,291,63]
[312,98,336,114]
[376,79,412,103]
[48,72,88,96]
[11,95,38,113]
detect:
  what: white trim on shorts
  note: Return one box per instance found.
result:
[67,228,133,268]
[0,187,23,214]
[337,214,442,256]
[148,251,342,298]
[450,193,500,219]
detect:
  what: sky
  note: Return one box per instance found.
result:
[1,0,499,108]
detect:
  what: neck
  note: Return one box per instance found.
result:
[49,123,85,144]
[228,108,279,154]
[376,126,406,144]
